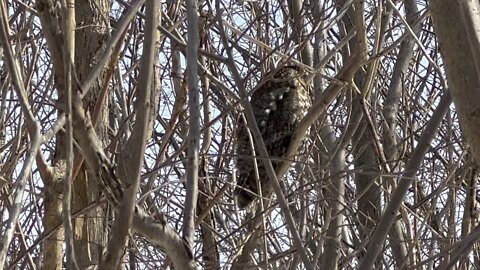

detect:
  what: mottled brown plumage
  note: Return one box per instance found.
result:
[235,65,311,208]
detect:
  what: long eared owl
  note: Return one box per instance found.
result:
[235,65,311,208]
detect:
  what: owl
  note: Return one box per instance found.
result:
[235,65,311,208]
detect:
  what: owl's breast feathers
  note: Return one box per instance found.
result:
[235,65,311,208]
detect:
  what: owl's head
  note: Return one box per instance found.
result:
[273,65,303,79]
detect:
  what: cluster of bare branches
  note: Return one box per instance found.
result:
[1,0,480,269]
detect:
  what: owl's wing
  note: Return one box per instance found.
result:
[235,66,311,209]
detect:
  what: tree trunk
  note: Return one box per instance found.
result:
[72,0,111,267]
[430,0,480,165]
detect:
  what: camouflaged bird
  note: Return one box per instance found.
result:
[235,65,311,208]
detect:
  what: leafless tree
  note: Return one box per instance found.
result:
[1,0,480,269]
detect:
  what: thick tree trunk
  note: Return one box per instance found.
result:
[430,2,480,267]
[42,167,64,270]
[430,0,480,165]
[72,0,111,267]
[37,0,110,267]
[36,0,67,267]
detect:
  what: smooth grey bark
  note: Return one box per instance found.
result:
[183,0,200,251]
[429,0,480,267]
[430,0,480,169]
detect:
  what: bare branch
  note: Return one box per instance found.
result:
[359,91,452,269]
[183,0,200,251]
[59,0,78,268]
[0,2,42,267]
[100,0,160,267]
